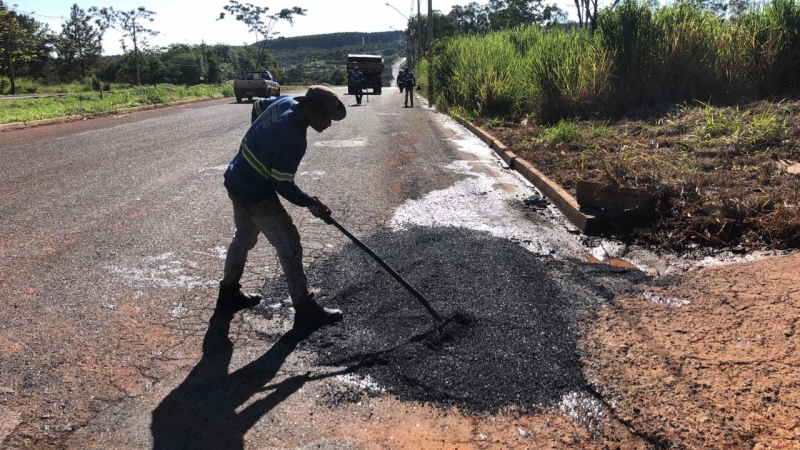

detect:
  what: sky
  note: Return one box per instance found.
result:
[12,0,580,55]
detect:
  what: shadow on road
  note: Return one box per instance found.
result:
[151,303,356,449]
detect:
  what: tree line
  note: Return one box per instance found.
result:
[2,0,754,95]
[0,1,303,94]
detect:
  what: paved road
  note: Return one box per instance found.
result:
[0,89,590,448]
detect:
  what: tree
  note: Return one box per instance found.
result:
[217,1,305,69]
[0,1,50,94]
[678,0,722,15]
[91,6,158,86]
[486,0,564,30]
[58,4,103,79]
[575,0,622,31]
[450,2,492,34]
[408,11,460,61]
[162,44,206,85]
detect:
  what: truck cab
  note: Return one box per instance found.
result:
[347,54,384,96]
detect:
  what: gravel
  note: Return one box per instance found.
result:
[257,226,648,413]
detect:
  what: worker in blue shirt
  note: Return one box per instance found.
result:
[251,96,282,123]
[403,67,415,107]
[220,86,347,327]
[350,67,365,105]
[397,69,405,93]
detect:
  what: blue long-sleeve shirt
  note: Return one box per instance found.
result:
[224,96,314,207]
[350,70,365,87]
[251,96,286,123]
[403,72,415,88]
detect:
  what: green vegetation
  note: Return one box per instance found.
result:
[0,83,231,124]
[494,99,800,250]
[1,76,124,94]
[422,0,800,124]
[540,120,579,145]
[266,32,404,87]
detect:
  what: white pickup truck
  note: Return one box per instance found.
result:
[233,69,281,103]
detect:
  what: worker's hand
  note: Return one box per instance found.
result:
[308,197,332,224]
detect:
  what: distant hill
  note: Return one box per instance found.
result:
[262,30,407,86]
[262,31,405,51]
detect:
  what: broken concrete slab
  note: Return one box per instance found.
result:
[576,181,656,213]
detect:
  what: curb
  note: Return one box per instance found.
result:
[1,96,225,133]
[26,115,85,129]
[454,116,596,233]
[0,122,26,132]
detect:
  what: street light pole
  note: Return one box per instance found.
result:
[427,0,433,106]
[385,2,414,67]
[416,0,422,69]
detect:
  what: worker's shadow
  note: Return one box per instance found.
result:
[151,303,358,449]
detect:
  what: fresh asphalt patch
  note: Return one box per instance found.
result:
[255,226,649,413]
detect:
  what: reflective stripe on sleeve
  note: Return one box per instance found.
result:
[269,168,295,182]
[254,102,263,116]
[240,138,271,180]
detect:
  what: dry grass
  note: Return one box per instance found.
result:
[486,99,800,251]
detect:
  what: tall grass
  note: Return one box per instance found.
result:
[421,0,800,123]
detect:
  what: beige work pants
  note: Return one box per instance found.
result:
[221,191,310,305]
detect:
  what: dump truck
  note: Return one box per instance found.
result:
[347,54,384,96]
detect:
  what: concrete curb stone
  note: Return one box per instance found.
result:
[0,122,26,132]
[26,115,85,129]
[454,115,596,233]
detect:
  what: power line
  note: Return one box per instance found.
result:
[8,5,64,20]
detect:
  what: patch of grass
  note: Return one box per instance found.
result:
[0,83,231,124]
[691,102,786,151]
[541,120,580,145]
[482,117,503,129]
[589,121,610,138]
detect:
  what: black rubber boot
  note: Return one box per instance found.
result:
[217,283,261,310]
[293,293,342,328]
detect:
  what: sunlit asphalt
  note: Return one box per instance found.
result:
[0,88,592,448]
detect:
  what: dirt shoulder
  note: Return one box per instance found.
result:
[485,99,800,252]
[580,252,800,449]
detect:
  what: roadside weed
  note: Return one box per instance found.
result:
[589,121,610,138]
[541,120,579,145]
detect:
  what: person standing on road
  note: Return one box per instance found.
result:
[219,85,347,328]
[350,67,365,105]
[403,67,416,107]
[397,69,405,93]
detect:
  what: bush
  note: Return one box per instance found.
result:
[24,86,38,94]
[220,84,234,97]
[0,78,8,94]
[103,83,111,92]
[142,86,167,103]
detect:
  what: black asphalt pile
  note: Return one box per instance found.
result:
[257,226,648,413]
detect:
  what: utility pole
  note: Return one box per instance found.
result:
[416,0,422,70]
[427,0,433,106]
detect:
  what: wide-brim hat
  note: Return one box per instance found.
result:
[294,85,347,121]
